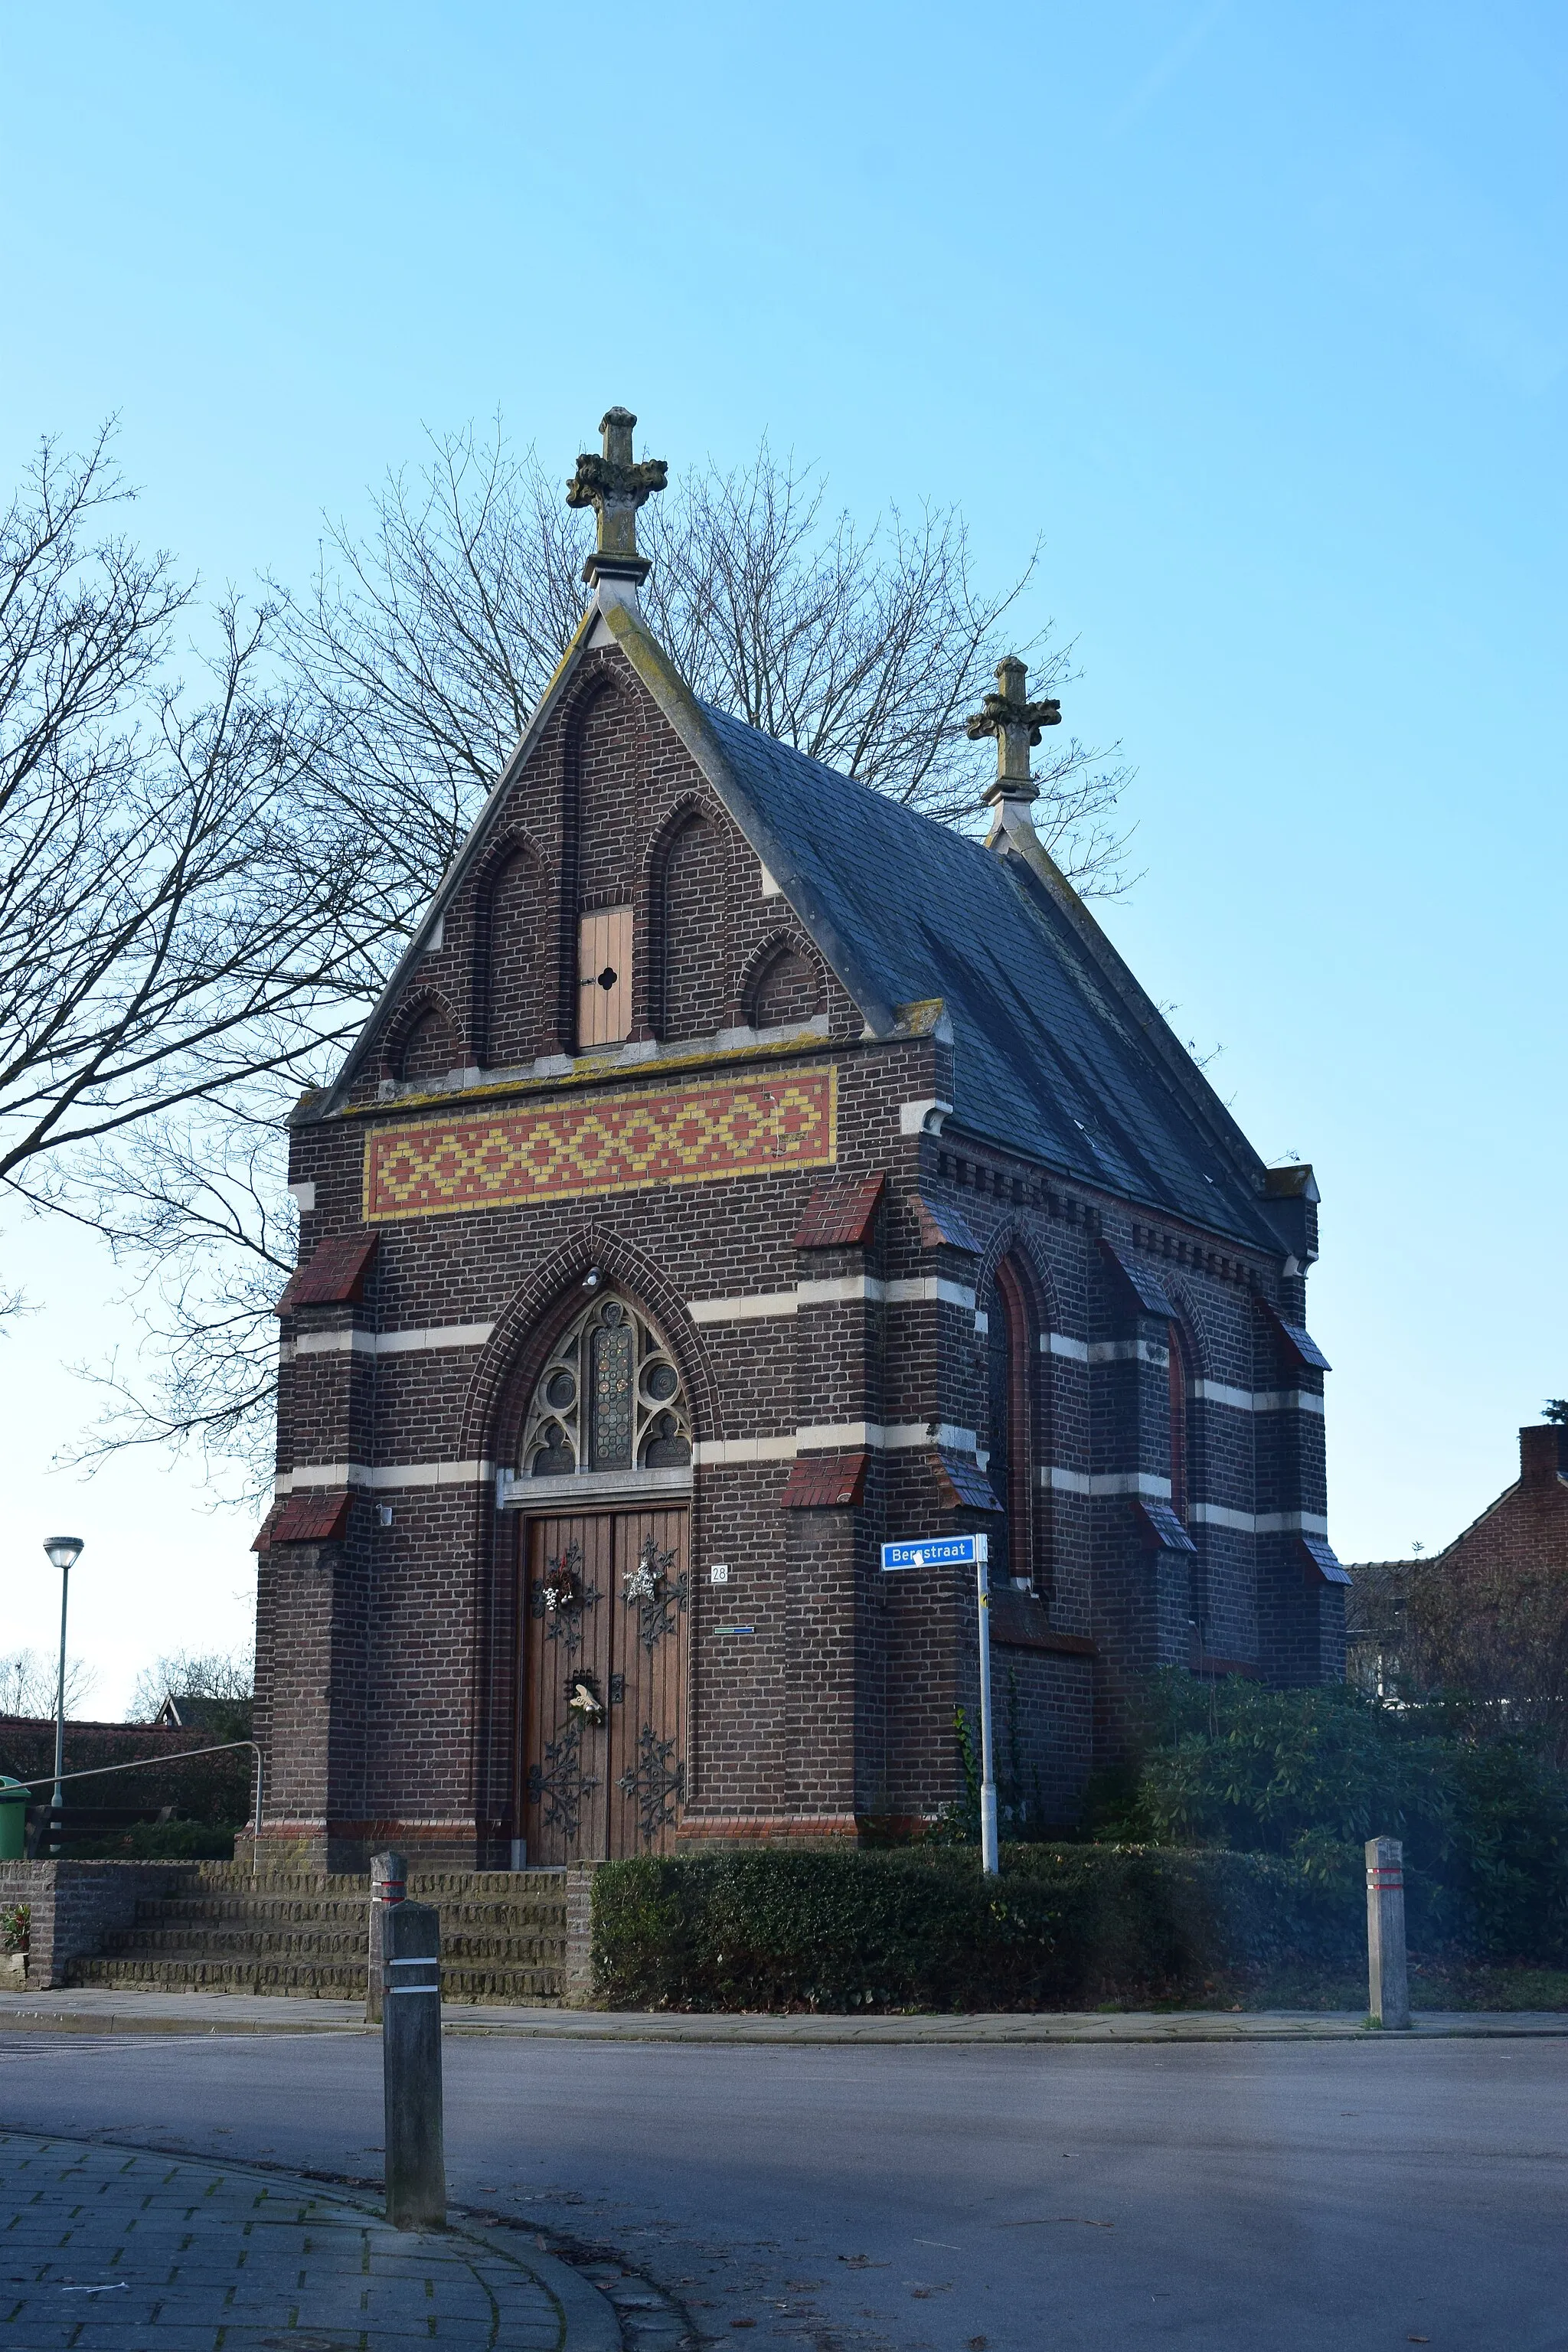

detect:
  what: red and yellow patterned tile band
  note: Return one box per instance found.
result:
[363,1067,837,1221]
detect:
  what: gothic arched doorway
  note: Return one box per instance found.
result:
[508,1290,691,1864]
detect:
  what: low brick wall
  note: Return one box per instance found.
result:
[0,1861,193,1989]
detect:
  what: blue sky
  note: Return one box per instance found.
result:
[2,2,1563,1710]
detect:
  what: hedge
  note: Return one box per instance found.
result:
[591,1845,1360,2012]
[1090,1674,1568,1963]
[0,1717,252,1833]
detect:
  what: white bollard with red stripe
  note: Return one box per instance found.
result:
[1366,1835,1411,2029]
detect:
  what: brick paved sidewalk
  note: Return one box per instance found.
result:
[0,2131,619,2352]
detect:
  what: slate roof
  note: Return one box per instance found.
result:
[699,703,1279,1250]
[318,588,1283,1254]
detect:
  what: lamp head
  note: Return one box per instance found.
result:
[43,1536,83,1573]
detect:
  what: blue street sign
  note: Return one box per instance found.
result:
[880,1534,989,1573]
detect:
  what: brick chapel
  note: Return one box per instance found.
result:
[253,407,1346,1872]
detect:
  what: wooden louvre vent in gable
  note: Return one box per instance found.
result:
[577,906,632,1047]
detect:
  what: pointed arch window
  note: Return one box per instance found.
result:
[985,1256,1037,1588]
[1168,1321,1194,1521]
[521,1294,691,1478]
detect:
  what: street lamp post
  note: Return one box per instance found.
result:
[42,1537,84,1855]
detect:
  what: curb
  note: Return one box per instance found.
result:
[4,1998,1567,2043]
[15,2128,624,2352]
[0,2004,370,2037]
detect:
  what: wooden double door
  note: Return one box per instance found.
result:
[521,1508,688,1864]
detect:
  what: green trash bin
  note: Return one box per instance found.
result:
[0,1777,27,1860]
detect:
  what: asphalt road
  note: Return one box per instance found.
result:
[1,2028,1562,2350]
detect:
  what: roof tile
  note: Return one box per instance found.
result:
[276,1231,379,1315]
[253,1490,352,1550]
[793,1171,887,1249]
[934,1449,1001,1511]
[700,701,1279,1250]
[780,1452,869,1510]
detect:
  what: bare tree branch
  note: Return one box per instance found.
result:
[60,415,1138,1488]
[0,431,388,1216]
[274,417,1136,926]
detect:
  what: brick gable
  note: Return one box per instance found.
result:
[256,584,1337,1873]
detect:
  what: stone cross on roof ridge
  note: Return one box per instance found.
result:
[965,654,1061,806]
[566,407,668,589]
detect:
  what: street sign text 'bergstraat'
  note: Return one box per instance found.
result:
[880,1534,989,1573]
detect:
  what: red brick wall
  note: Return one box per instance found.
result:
[257,642,1337,1867]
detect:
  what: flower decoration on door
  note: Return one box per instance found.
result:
[623,1533,687,1655]
[531,1539,596,1661]
[566,1674,607,1726]
[622,1545,664,1603]
[540,1548,581,1614]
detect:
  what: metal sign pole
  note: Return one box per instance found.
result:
[976,1536,998,1875]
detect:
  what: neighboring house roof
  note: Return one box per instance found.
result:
[315,590,1285,1251]
[153,1694,242,1731]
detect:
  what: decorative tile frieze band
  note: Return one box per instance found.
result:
[363,1067,837,1221]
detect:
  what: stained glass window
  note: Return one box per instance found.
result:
[521,1293,691,1477]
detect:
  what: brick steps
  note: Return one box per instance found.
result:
[136,1898,566,1932]
[68,1955,564,2001]
[93,1927,563,1964]
[62,1864,570,2004]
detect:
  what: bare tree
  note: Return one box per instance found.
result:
[67,1093,298,1491]
[127,1645,253,1723]
[0,430,384,1236]
[70,417,1136,1493]
[276,417,1135,936]
[642,444,1132,852]
[0,1648,97,1718]
[1404,1549,1568,1764]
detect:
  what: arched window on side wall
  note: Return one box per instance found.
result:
[396,1001,459,1084]
[1168,1321,1193,1521]
[986,1256,1037,1588]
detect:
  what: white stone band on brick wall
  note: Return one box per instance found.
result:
[280,1323,496,1362]
[274,1460,494,1494]
[691,1419,979,1466]
[1037,1334,1171,1367]
[1042,1468,1174,1498]
[1037,1475,1328,1537]
[687,1276,975,1322]
[1191,1380,1325,1414]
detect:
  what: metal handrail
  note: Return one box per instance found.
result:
[7,1741,265,1877]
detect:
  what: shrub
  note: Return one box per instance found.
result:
[591,1844,1357,2012]
[1088,1674,1568,1962]
[65,1820,238,1860]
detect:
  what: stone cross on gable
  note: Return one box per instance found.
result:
[965,655,1061,806]
[566,407,668,588]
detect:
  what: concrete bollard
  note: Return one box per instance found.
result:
[382,1898,446,2230]
[1366,1834,1411,2030]
[366,1848,407,2024]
